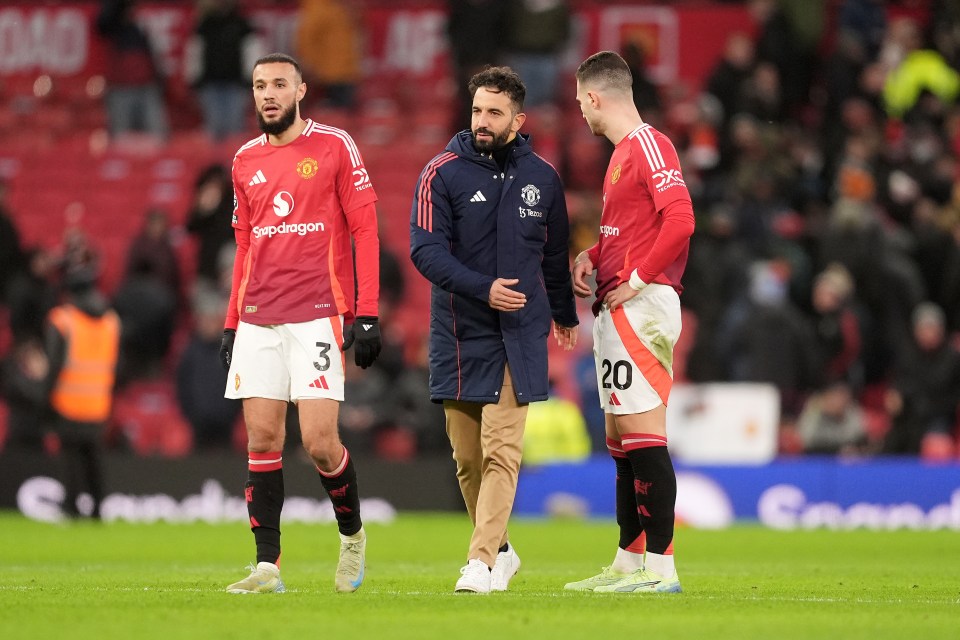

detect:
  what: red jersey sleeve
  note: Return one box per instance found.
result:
[632,129,695,284]
[335,132,379,318]
[225,158,252,330]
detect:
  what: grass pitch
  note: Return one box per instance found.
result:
[1,512,957,639]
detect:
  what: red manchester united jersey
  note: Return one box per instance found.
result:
[230,119,378,325]
[590,123,694,307]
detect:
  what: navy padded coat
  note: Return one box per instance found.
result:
[410,131,578,403]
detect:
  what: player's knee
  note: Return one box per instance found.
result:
[301,435,341,470]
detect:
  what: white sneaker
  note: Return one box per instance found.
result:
[226,562,286,594]
[455,559,491,593]
[335,528,366,593]
[490,543,521,591]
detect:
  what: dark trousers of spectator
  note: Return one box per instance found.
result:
[58,419,105,519]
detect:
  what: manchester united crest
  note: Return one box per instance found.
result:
[611,164,622,184]
[234,373,241,391]
[521,184,541,206]
[297,157,319,179]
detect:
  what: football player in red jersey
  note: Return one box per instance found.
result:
[565,51,695,594]
[220,53,380,594]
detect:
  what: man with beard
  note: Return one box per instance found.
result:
[221,53,382,594]
[410,66,578,593]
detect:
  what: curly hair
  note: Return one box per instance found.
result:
[468,66,526,112]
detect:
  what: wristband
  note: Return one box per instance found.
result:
[628,270,648,292]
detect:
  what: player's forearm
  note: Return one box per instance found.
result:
[346,203,380,317]
[635,199,695,282]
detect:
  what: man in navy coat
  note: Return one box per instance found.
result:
[411,66,578,594]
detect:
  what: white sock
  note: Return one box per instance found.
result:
[644,551,676,578]
[339,526,364,543]
[611,547,645,573]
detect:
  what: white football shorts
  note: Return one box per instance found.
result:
[225,318,346,402]
[592,283,682,414]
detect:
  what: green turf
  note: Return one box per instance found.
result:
[1,512,957,639]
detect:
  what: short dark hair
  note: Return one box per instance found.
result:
[468,66,526,112]
[576,51,633,93]
[253,52,302,81]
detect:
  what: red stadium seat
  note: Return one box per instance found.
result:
[111,380,193,457]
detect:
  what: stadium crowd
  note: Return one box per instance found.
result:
[0,0,959,462]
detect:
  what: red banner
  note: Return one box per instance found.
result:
[0,1,752,94]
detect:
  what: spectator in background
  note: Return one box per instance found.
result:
[295,0,361,110]
[124,209,181,299]
[883,302,960,454]
[114,210,180,382]
[809,263,863,389]
[706,32,756,134]
[622,42,663,122]
[0,179,26,304]
[96,0,169,140]
[716,260,820,417]
[175,288,240,450]
[184,0,263,141]
[44,262,121,519]
[0,338,53,452]
[185,163,236,290]
[880,17,959,121]
[503,0,571,108]
[446,0,508,131]
[749,0,817,117]
[797,379,869,455]
[7,248,58,344]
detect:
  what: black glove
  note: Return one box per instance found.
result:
[341,316,381,369]
[219,329,236,371]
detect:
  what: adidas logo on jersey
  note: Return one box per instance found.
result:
[470,191,486,202]
[248,170,267,186]
[309,376,329,389]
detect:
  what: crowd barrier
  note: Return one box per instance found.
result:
[5,451,960,531]
[517,457,960,530]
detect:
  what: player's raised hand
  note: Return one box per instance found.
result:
[489,278,526,311]
[572,251,595,298]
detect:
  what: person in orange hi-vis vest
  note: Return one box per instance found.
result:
[44,262,121,520]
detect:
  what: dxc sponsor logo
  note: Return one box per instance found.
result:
[652,168,685,192]
[352,168,372,191]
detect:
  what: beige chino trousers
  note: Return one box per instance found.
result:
[444,365,528,568]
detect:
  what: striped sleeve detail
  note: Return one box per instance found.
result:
[620,432,668,451]
[248,451,283,472]
[306,120,363,168]
[416,152,457,232]
[629,124,665,172]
